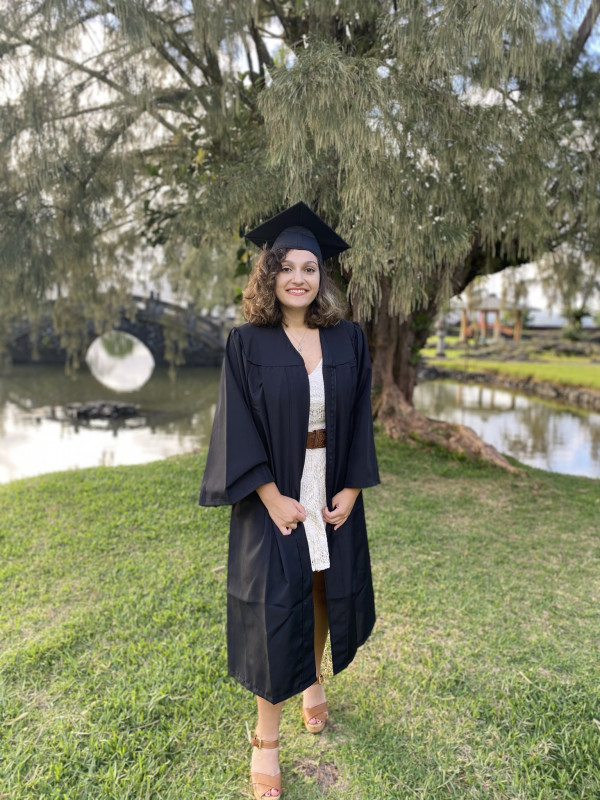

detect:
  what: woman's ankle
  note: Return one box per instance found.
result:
[303,681,325,702]
[251,740,280,779]
[253,727,279,743]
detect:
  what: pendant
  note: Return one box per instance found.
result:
[298,345,303,354]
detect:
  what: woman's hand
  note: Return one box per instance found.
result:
[322,488,361,531]
[257,482,307,536]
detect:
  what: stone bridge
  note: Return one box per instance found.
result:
[7,295,228,367]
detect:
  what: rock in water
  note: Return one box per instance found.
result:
[66,401,140,420]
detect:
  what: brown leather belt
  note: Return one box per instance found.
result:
[306,428,326,449]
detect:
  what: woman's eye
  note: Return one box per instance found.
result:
[305,267,316,273]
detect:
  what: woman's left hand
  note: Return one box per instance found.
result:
[322,488,361,531]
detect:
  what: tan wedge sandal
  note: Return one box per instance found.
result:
[302,674,329,734]
[250,733,282,799]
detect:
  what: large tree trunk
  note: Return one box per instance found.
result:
[363,275,518,472]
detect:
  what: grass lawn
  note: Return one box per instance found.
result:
[1,439,599,799]
[427,355,600,391]
[421,332,600,391]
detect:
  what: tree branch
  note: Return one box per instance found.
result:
[264,0,293,40]
[249,16,275,73]
[568,0,600,69]
[16,34,181,135]
[0,10,99,59]
[99,1,219,88]
[81,111,141,190]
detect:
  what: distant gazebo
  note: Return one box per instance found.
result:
[457,294,529,343]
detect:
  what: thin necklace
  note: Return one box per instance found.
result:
[286,326,309,354]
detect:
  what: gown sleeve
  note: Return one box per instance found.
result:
[199,327,275,506]
[343,322,380,490]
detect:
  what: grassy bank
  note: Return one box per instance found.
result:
[421,334,600,391]
[1,439,599,799]
[427,356,600,391]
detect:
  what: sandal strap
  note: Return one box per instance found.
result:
[250,734,279,749]
[251,771,282,794]
[302,701,328,722]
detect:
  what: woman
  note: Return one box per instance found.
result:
[199,202,379,799]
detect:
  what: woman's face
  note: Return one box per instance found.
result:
[275,249,321,313]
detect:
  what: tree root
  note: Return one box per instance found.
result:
[375,384,520,473]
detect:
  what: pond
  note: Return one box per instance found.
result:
[1,364,599,483]
[0,364,221,484]
[413,380,600,479]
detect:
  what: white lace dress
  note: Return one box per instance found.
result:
[300,359,330,572]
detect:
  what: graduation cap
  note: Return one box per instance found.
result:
[245,201,350,262]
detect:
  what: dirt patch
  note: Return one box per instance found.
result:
[294,758,341,790]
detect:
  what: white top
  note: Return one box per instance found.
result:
[300,360,330,571]
[307,358,326,430]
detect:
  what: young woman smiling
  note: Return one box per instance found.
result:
[199,202,379,799]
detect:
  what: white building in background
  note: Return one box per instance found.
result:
[480,263,598,329]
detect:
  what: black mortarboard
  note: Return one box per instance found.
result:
[244,201,350,262]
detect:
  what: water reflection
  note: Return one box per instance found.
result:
[414,380,600,478]
[86,331,154,392]
[2,368,599,483]
[0,365,220,483]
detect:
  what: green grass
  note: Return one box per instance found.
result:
[427,356,600,390]
[421,332,600,391]
[1,441,599,799]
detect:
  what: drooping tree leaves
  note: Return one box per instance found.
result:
[0,0,599,366]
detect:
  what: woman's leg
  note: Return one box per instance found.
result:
[312,570,329,672]
[251,696,284,797]
[302,570,328,723]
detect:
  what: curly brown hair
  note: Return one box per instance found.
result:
[242,248,346,327]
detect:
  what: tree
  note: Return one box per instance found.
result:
[1,0,599,463]
[501,266,531,339]
[538,246,600,332]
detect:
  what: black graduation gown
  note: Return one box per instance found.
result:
[199,318,379,703]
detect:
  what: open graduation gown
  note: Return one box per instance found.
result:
[199,318,379,703]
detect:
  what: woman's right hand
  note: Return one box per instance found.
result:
[257,482,307,536]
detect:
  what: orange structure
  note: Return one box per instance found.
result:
[457,294,528,343]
